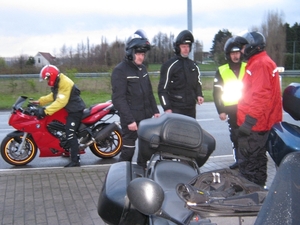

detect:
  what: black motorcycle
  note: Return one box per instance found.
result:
[97,83,300,225]
[98,113,216,225]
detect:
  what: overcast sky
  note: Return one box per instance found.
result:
[0,0,299,58]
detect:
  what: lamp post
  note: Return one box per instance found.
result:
[187,0,194,60]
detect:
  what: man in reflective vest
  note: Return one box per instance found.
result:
[213,37,246,169]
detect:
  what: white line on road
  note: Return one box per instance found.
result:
[197,118,215,122]
[0,155,234,172]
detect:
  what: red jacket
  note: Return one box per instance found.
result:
[237,51,282,131]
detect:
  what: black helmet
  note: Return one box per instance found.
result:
[224,37,242,61]
[125,29,151,60]
[173,30,194,55]
[241,31,266,60]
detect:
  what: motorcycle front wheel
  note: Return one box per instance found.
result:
[0,135,37,166]
[89,124,122,158]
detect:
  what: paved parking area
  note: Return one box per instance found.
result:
[0,155,276,225]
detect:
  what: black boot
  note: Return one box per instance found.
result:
[229,162,239,169]
[65,155,80,167]
[64,161,80,167]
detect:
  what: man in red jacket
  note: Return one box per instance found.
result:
[236,32,282,187]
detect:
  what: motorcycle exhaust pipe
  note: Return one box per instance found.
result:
[81,122,120,149]
[94,122,120,142]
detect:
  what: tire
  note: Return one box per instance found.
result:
[89,124,122,158]
[0,134,37,166]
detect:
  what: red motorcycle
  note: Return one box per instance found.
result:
[0,96,122,166]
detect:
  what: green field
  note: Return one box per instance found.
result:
[0,62,299,110]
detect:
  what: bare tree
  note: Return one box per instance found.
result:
[86,37,90,64]
[80,40,87,62]
[68,46,74,66]
[109,40,125,67]
[60,44,68,58]
[194,40,203,63]
[260,10,286,66]
[151,32,174,64]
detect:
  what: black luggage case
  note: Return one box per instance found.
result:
[97,162,146,225]
[138,113,215,167]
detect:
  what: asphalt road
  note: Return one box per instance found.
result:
[0,102,298,170]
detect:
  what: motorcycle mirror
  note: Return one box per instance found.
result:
[127,178,164,215]
[127,178,185,225]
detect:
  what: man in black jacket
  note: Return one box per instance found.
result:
[111,29,160,162]
[158,30,204,118]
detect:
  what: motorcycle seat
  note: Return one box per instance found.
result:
[81,102,111,120]
[151,160,199,190]
[150,160,198,224]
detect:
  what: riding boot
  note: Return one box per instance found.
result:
[65,155,80,167]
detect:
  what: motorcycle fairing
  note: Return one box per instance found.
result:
[267,121,300,166]
[255,151,300,225]
[282,82,300,121]
[8,108,68,157]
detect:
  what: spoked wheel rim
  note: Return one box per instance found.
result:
[1,136,37,166]
[90,130,122,158]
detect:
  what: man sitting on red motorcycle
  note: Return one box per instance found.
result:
[31,65,86,167]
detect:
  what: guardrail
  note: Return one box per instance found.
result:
[0,70,299,78]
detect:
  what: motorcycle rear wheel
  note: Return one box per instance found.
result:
[1,135,37,166]
[89,125,122,158]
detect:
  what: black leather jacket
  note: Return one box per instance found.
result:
[111,59,159,126]
[158,54,203,111]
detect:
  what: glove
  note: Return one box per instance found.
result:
[35,108,46,119]
[239,115,257,136]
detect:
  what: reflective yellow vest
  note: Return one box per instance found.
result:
[219,62,246,106]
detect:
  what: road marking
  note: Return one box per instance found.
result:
[0,164,111,173]
[0,155,235,172]
[197,118,215,122]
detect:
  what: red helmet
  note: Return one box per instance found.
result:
[40,65,60,86]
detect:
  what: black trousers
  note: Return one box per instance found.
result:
[118,125,138,162]
[227,110,239,161]
[237,131,269,186]
[172,107,196,119]
[65,111,83,163]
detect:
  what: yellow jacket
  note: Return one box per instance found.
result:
[39,73,74,115]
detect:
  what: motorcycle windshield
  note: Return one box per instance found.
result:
[13,96,28,110]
